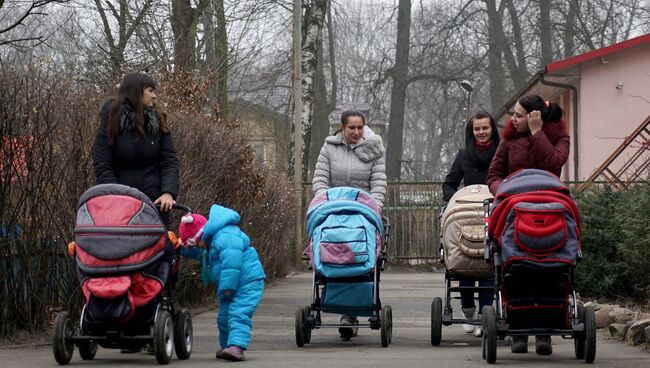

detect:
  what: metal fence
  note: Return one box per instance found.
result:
[301,182,445,261]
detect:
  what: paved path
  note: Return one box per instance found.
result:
[1,272,648,367]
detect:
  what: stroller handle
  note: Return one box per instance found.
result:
[155,203,193,213]
[171,203,192,213]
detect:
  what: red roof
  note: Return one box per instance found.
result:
[546,32,650,73]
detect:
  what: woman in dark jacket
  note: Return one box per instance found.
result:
[486,95,570,356]
[442,111,500,201]
[442,111,499,337]
[93,72,179,228]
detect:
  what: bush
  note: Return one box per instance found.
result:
[0,67,295,336]
[575,183,650,301]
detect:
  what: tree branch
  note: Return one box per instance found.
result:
[93,0,116,48]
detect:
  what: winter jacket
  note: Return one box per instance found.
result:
[92,100,179,202]
[201,204,266,300]
[312,126,387,208]
[487,119,570,194]
[442,149,491,202]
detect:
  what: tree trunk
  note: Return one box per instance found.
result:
[214,0,229,119]
[300,0,329,181]
[385,0,412,180]
[538,0,553,65]
[485,0,506,112]
[505,0,528,88]
[307,2,336,181]
[563,0,577,58]
[171,0,210,73]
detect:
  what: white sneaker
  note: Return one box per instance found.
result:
[474,326,483,337]
[462,323,476,333]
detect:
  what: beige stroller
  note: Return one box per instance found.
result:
[431,184,493,345]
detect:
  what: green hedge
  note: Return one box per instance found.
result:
[575,182,650,301]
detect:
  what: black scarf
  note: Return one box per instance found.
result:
[119,104,160,136]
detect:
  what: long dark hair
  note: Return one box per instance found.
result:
[518,95,563,122]
[465,110,499,168]
[106,72,167,144]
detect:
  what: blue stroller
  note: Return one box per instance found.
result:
[295,187,392,347]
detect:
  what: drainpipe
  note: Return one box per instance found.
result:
[539,72,579,181]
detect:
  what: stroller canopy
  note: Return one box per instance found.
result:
[74,184,167,274]
[306,187,383,278]
[489,169,581,269]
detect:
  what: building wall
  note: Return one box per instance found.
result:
[577,44,650,180]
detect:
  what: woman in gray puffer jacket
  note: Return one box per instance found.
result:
[312,109,387,340]
[312,110,387,208]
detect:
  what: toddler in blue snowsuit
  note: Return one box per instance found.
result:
[179,204,266,361]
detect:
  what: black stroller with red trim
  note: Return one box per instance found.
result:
[52,184,193,365]
[481,169,596,364]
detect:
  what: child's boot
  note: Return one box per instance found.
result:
[222,346,245,361]
[216,348,225,360]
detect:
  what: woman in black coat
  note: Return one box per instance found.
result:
[441,111,499,336]
[92,72,179,228]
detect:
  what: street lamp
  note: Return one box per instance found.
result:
[460,79,473,119]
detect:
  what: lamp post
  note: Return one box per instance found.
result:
[460,79,473,119]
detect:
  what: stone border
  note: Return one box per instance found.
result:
[587,301,650,350]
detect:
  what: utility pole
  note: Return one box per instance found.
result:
[292,0,303,266]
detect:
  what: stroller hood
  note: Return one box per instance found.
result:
[306,187,383,278]
[74,184,167,273]
[441,184,492,278]
[307,187,383,236]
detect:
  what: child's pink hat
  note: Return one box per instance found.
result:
[178,213,208,248]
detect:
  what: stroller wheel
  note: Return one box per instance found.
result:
[482,306,497,364]
[53,311,74,365]
[574,303,586,359]
[153,310,174,365]
[302,306,312,344]
[174,308,193,360]
[78,340,97,360]
[584,305,597,363]
[430,297,442,346]
[295,307,306,347]
[380,305,392,347]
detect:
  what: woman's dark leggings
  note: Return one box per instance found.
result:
[459,279,494,314]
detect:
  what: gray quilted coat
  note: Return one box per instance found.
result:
[312,126,387,208]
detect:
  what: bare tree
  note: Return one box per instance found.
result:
[300,0,328,181]
[0,0,69,48]
[170,0,210,73]
[92,0,155,79]
[306,0,336,181]
[385,0,411,180]
[201,0,229,118]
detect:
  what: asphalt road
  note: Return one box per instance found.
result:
[1,272,648,367]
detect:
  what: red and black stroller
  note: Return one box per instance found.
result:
[53,184,193,365]
[481,169,596,364]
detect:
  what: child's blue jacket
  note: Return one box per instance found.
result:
[183,204,265,299]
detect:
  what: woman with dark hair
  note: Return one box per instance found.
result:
[93,72,179,228]
[486,95,570,356]
[312,109,387,339]
[487,95,569,195]
[442,111,500,337]
[443,111,500,201]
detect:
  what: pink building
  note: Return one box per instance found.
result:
[495,33,650,184]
